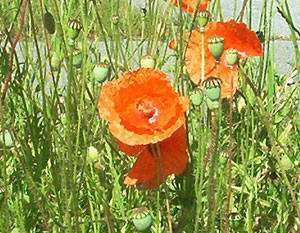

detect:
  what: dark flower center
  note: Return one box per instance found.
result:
[137,101,156,119]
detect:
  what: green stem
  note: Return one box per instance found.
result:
[239,65,300,225]
[201,27,205,85]
[224,67,234,233]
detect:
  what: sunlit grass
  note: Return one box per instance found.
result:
[0,0,300,232]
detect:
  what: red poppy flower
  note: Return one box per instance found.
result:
[169,20,263,98]
[98,68,189,189]
[172,0,210,15]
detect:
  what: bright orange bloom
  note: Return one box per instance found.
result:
[169,20,263,98]
[98,68,189,189]
[172,0,210,15]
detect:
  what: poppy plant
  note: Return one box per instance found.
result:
[98,68,189,189]
[169,20,263,98]
[172,0,211,15]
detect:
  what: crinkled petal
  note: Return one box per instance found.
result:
[170,20,263,98]
[116,139,146,156]
[98,68,189,145]
[172,0,210,14]
[124,126,188,189]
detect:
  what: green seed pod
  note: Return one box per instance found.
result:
[51,52,61,71]
[225,48,239,66]
[229,212,243,230]
[140,8,147,18]
[206,98,219,110]
[208,35,224,60]
[93,62,110,83]
[190,88,203,106]
[202,77,222,102]
[140,55,156,68]
[197,10,210,28]
[131,207,153,233]
[87,146,99,163]
[0,131,13,148]
[219,150,229,165]
[112,14,119,25]
[72,49,83,68]
[43,11,56,34]
[68,19,83,40]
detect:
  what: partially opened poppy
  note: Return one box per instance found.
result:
[169,20,263,98]
[98,68,189,189]
[172,0,211,15]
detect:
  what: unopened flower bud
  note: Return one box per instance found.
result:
[43,11,56,34]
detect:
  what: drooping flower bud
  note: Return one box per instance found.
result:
[93,62,110,83]
[208,35,224,61]
[51,52,61,71]
[68,19,83,40]
[131,207,153,233]
[43,11,56,34]
[140,55,156,68]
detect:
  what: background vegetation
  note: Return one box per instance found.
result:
[0,0,300,232]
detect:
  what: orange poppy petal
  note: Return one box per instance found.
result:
[124,126,188,189]
[116,139,145,156]
[170,20,263,98]
[98,68,189,146]
[124,148,159,189]
[172,0,210,14]
[159,126,188,176]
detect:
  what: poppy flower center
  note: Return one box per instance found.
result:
[137,100,158,123]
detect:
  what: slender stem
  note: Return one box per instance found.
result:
[201,27,205,85]
[151,143,173,233]
[224,67,234,233]
[194,106,206,231]
[206,112,217,233]
[2,0,28,102]
[216,60,220,79]
[239,65,300,224]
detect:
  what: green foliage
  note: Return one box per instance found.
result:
[0,0,300,232]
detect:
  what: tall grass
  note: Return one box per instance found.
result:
[0,0,300,232]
